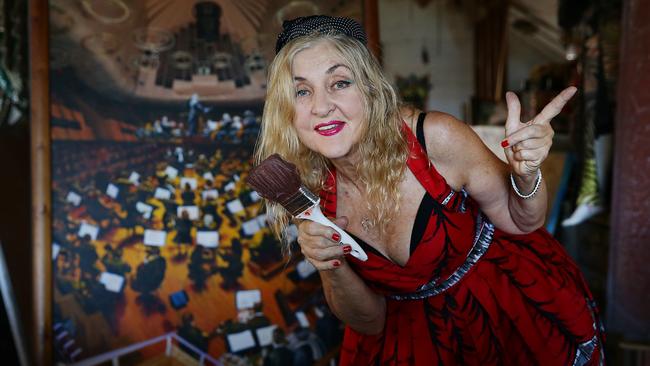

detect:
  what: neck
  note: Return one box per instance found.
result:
[330,150,364,193]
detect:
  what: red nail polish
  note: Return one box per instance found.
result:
[332,260,341,267]
[343,245,352,254]
[501,139,509,148]
[332,233,341,242]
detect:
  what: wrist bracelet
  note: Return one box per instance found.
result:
[510,169,542,199]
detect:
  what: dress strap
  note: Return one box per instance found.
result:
[416,112,427,154]
[403,122,458,210]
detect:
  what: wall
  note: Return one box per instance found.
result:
[379,0,474,119]
[379,0,563,119]
[506,29,562,92]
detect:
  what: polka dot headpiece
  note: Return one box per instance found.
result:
[275,15,367,54]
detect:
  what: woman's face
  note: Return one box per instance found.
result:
[291,41,365,161]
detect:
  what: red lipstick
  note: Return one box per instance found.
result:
[314,120,345,136]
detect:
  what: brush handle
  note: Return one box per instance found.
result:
[296,203,368,262]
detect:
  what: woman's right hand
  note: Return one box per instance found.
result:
[296,216,352,271]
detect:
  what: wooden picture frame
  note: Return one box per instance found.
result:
[29,0,52,365]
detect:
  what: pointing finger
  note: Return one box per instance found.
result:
[533,86,577,125]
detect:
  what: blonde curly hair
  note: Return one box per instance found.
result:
[254,32,409,252]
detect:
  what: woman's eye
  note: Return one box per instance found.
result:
[333,80,352,90]
[295,89,310,97]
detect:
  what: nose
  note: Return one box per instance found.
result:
[310,89,334,117]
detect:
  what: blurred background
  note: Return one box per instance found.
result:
[0,0,648,365]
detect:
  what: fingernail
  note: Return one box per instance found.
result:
[331,233,341,242]
[342,245,352,254]
[501,139,509,148]
[332,260,341,268]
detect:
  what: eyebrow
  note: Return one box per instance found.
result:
[326,63,348,74]
[293,63,350,81]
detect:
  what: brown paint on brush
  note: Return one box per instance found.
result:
[247,154,302,204]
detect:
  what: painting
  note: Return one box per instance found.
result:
[48,1,363,364]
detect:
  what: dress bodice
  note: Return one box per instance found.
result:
[319,122,488,296]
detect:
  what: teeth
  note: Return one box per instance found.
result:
[316,123,341,131]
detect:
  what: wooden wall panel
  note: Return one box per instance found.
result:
[607,0,650,341]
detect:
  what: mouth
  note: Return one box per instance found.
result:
[314,120,345,136]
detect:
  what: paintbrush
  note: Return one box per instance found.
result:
[247,154,367,261]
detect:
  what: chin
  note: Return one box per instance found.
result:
[320,148,352,160]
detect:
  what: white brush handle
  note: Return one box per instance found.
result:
[296,203,368,262]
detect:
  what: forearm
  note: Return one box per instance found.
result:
[319,261,386,335]
[507,171,548,233]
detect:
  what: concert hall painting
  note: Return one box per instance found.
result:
[49,1,362,364]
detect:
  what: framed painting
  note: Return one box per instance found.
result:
[29,0,377,364]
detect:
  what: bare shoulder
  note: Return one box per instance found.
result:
[400,107,500,190]
[400,108,474,162]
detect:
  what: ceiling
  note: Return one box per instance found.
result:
[509,0,564,60]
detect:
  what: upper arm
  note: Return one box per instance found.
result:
[413,111,526,234]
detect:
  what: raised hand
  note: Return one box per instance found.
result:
[501,87,577,178]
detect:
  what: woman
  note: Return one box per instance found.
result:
[255,15,603,365]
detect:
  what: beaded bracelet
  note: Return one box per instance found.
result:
[510,169,542,199]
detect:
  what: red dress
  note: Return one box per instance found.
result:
[319,116,604,365]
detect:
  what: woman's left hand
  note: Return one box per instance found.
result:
[502,87,577,178]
